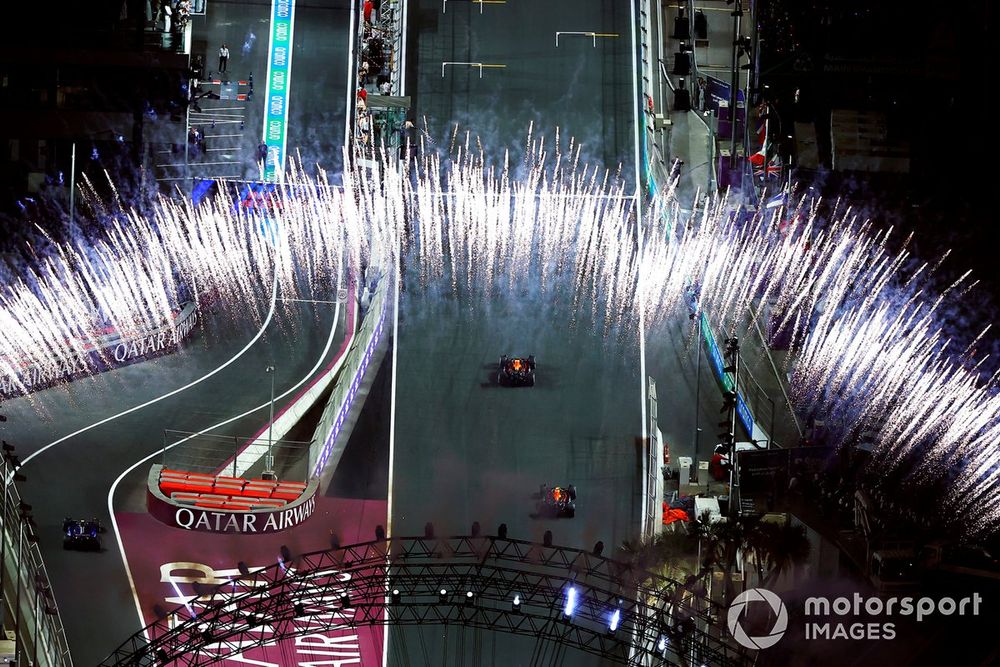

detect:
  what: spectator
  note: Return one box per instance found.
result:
[363,0,374,23]
[357,87,367,104]
[175,1,191,29]
[399,119,416,159]
[379,79,391,95]
[218,44,230,73]
[365,37,385,71]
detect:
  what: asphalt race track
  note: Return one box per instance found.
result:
[409,0,636,176]
[8,276,346,665]
[0,1,714,665]
[388,1,642,664]
[3,2,356,663]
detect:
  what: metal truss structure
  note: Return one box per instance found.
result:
[101,532,751,666]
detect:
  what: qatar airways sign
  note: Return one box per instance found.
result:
[170,494,317,534]
[115,496,385,666]
[155,558,367,665]
[0,304,198,398]
[112,309,198,363]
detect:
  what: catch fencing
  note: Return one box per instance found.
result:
[1,461,72,667]
[309,273,390,477]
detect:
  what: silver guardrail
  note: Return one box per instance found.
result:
[385,0,407,96]
[309,272,390,477]
[1,458,73,667]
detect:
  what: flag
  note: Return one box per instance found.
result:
[750,101,773,162]
[752,153,782,180]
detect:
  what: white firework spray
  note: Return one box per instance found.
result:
[1,135,996,535]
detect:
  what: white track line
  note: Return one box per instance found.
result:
[109,266,342,641]
[383,259,400,667]
[629,4,652,662]
[631,0,649,518]
[21,269,279,470]
[399,0,409,96]
[19,265,279,641]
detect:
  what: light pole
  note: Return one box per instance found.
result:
[721,337,741,516]
[69,142,76,228]
[263,364,277,480]
[0,452,11,628]
[693,324,703,468]
[728,0,743,169]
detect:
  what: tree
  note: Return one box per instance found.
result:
[618,530,708,637]
[618,530,700,583]
[701,516,756,602]
[758,521,811,587]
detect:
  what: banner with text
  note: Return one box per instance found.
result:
[700,312,754,435]
[117,496,386,666]
[262,0,296,182]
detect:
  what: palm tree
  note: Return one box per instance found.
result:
[731,517,813,590]
[617,530,710,638]
[702,516,756,602]
[758,521,811,587]
[617,530,700,583]
[744,519,773,586]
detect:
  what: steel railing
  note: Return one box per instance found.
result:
[1,461,73,667]
[310,272,390,477]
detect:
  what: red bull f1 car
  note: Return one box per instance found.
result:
[498,355,536,387]
[537,484,576,518]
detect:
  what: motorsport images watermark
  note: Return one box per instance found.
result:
[727,588,984,648]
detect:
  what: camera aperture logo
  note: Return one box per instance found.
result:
[727,588,788,649]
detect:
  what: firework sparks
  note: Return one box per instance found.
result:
[1,136,996,535]
[0,162,402,397]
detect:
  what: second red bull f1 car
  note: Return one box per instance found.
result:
[537,484,576,518]
[498,355,536,387]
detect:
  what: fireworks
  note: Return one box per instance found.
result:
[641,190,999,533]
[1,135,996,535]
[0,163,400,397]
[405,137,998,534]
[405,127,638,336]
